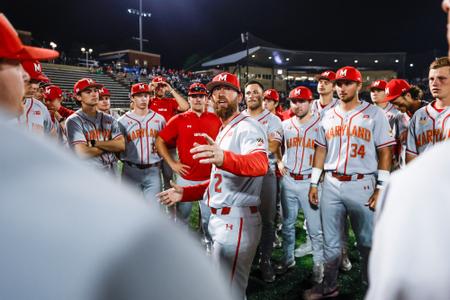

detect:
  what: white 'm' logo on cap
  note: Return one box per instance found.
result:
[87,79,94,84]
[338,69,347,77]
[99,88,104,93]
[385,88,390,95]
[139,84,145,89]
[217,74,228,81]
[34,63,41,72]
[294,89,302,96]
[373,81,380,86]
[323,72,330,76]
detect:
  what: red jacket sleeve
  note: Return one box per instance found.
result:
[220,151,268,177]
[58,106,75,118]
[181,180,210,202]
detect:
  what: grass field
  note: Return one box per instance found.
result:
[188,203,366,300]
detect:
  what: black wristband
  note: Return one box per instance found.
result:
[90,140,96,147]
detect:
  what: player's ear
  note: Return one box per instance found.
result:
[357,82,363,92]
[237,91,243,103]
[75,93,82,102]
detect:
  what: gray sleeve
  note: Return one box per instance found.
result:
[111,118,123,140]
[406,115,418,155]
[66,117,86,146]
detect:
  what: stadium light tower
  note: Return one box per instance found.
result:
[127,0,151,52]
[81,47,93,68]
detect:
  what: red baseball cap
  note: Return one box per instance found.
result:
[131,83,151,96]
[43,85,63,101]
[0,13,59,61]
[73,78,103,94]
[98,87,111,97]
[316,70,336,82]
[206,72,241,92]
[383,79,411,102]
[370,80,387,91]
[335,66,362,83]
[288,86,313,101]
[21,60,49,82]
[263,89,279,102]
[151,76,167,84]
[188,83,207,96]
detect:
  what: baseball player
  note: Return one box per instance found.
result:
[98,87,120,119]
[276,86,324,283]
[243,81,283,283]
[156,83,221,235]
[311,70,339,117]
[370,80,401,129]
[149,76,189,122]
[382,79,427,167]
[0,13,58,118]
[43,85,74,124]
[263,89,284,120]
[304,66,395,299]
[404,57,450,163]
[118,83,165,205]
[43,85,70,144]
[66,78,125,172]
[149,76,190,194]
[158,72,269,300]
[295,70,339,261]
[19,60,54,136]
[370,79,402,170]
[263,88,284,249]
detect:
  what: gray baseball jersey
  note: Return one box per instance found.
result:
[311,98,339,118]
[380,102,401,130]
[18,98,53,135]
[206,113,268,208]
[406,101,450,157]
[282,114,321,174]
[242,109,283,167]
[118,111,166,164]
[66,110,122,170]
[316,102,396,174]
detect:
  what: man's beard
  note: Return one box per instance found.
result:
[215,97,238,120]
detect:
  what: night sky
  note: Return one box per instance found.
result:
[2,0,448,68]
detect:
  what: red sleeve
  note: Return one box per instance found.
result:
[158,115,179,143]
[220,151,268,177]
[58,106,75,118]
[181,180,210,202]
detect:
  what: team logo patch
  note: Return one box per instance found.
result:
[34,111,41,116]
[155,119,160,123]
[363,115,370,119]
[187,125,192,128]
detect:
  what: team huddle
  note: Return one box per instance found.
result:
[16,52,450,299]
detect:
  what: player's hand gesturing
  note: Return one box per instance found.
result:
[191,134,224,167]
[157,180,183,207]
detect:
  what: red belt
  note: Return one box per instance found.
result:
[210,206,258,215]
[290,172,312,180]
[331,172,364,181]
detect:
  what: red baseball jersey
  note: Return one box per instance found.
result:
[158,111,222,181]
[148,97,179,122]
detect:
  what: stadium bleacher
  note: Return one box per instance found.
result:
[42,63,131,109]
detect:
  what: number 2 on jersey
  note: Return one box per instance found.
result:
[214,173,222,193]
[350,144,365,159]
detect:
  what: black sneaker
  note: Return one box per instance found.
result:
[274,259,296,275]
